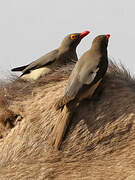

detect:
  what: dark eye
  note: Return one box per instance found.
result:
[71,35,76,40]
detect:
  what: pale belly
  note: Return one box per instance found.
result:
[21,67,51,80]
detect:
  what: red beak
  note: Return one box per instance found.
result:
[79,30,90,38]
[106,34,111,39]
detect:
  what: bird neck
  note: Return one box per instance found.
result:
[57,47,77,64]
[59,46,76,55]
[90,45,107,56]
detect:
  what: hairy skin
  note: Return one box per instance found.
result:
[0,94,18,138]
[0,62,135,179]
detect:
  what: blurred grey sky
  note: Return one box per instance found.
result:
[0,0,135,77]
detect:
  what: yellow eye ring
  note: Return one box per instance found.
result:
[71,34,76,40]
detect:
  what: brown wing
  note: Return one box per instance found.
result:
[20,49,58,75]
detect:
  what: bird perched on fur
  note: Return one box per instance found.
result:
[52,34,110,150]
[11,31,90,80]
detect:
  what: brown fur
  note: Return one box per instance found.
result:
[0,88,17,138]
[0,61,135,179]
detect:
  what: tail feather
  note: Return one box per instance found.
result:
[54,97,65,110]
[11,65,28,72]
[54,96,73,110]
[51,106,73,150]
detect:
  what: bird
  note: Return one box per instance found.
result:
[11,31,90,80]
[52,34,110,149]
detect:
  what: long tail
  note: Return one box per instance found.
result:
[11,65,28,72]
[51,105,73,150]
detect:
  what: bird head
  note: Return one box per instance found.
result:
[60,30,90,49]
[91,34,110,52]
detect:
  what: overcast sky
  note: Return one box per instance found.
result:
[0,0,135,78]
